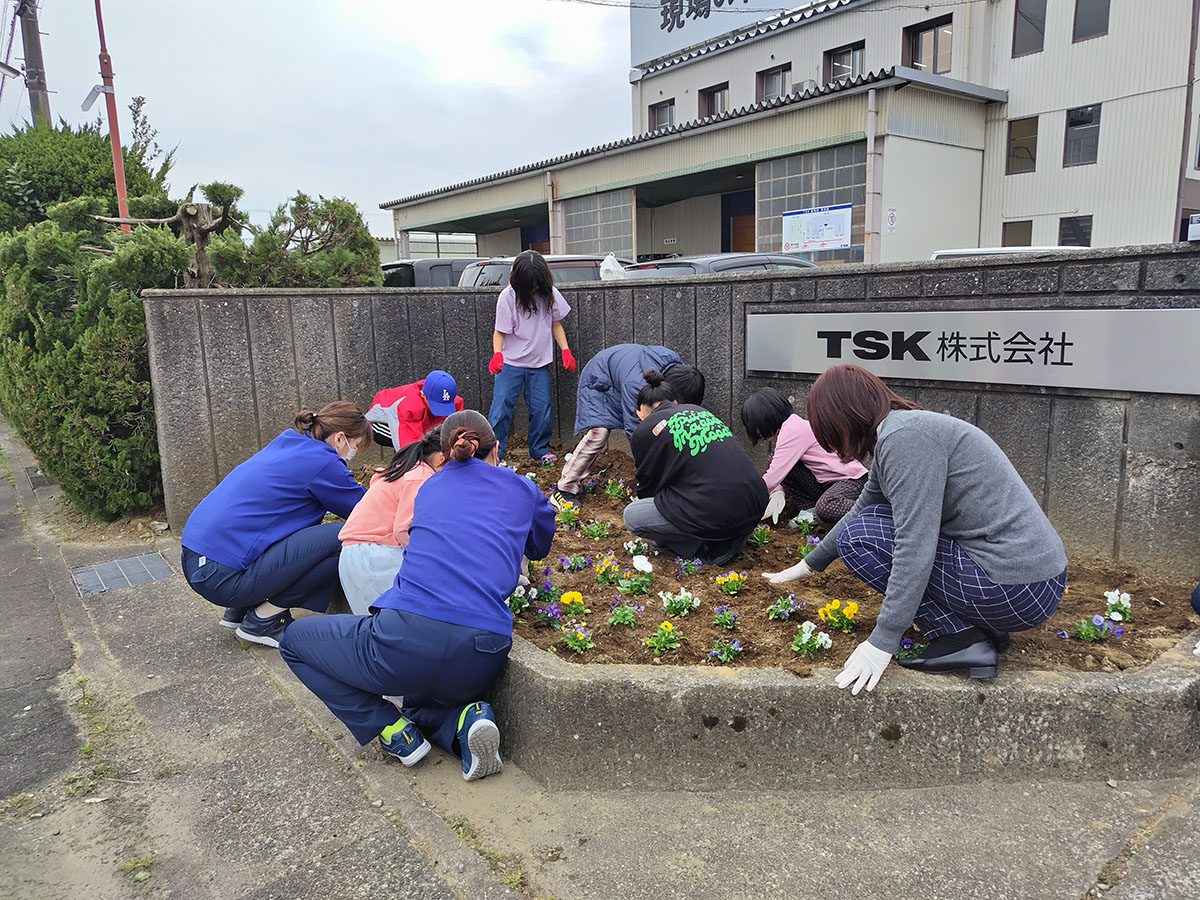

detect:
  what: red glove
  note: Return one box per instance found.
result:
[489,352,504,375]
[561,348,577,373]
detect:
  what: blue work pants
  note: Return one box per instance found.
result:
[488,363,553,459]
[279,608,511,752]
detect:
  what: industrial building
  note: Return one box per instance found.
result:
[381,0,1199,264]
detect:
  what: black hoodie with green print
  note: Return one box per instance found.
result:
[631,402,768,546]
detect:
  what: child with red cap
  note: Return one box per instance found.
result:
[366,370,464,449]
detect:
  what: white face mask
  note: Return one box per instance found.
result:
[342,435,357,462]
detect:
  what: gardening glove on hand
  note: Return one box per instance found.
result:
[763,559,814,585]
[561,348,577,372]
[489,352,504,375]
[763,491,786,524]
[835,640,892,696]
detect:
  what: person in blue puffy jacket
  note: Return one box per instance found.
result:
[181,401,370,648]
[550,343,704,509]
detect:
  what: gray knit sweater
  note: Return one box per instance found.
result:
[804,409,1067,653]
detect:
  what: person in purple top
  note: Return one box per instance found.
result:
[181,402,370,648]
[487,250,576,463]
[280,410,556,782]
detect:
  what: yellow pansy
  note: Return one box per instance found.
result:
[830,599,841,610]
[818,608,828,622]
[561,591,583,605]
[661,621,674,632]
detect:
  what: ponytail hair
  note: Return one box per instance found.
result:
[439,410,498,462]
[376,426,443,483]
[294,401,371,443]
[636,368,677,409]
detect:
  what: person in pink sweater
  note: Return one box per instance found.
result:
[338,427,444,613]
[741,387,867,525]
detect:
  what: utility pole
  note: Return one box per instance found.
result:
[93,0,130,231]
[15,0,50,127]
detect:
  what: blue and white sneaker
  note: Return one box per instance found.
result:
[234,609,290,648]
[456,701,502,782]
[219,606,250,629]
[379,717,431,767]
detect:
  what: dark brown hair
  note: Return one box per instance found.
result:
[440,410,498,462]
[509,250,555,316]
[806,365,920,462]
[294,401,371,443]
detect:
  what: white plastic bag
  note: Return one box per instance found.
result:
[599,252,626,281]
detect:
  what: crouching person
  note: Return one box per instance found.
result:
[279,411,555,781]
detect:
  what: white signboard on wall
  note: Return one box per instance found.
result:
[631,0,795,67]
[745,309,1200,395]
[782,204,852,252]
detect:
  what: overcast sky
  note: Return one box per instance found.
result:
[18,0,632,236]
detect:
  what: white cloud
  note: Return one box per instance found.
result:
[26,0,631,233]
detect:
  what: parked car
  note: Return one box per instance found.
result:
[622,253,817,277]
[458,254,634,287]
[381,257,482,287]
[929,246,1084,260]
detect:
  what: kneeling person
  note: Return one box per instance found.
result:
[279,411,555,781]
[624,370,768,566]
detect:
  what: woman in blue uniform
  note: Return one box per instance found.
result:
[181,402,370,647]
[279,410,556,782]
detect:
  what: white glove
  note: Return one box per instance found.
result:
[835,641,893,696]
[762,559,814,585]
[762,491,785,524]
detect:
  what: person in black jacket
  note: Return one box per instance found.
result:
[623,370,768,566]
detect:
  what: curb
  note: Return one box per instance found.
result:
[490,633,1200,790]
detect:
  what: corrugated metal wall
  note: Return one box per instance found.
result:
[636,194,722,256]
[391,174,545,232]
[633,1,981,132]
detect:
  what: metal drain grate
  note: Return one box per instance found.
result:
[24,466,52,489]
[71,553,175,597]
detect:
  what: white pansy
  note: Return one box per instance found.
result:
[1108,610,1123,622]
[632,555,653,573]
[817,633,832,649]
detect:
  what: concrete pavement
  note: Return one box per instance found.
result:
[2,413,1198,899]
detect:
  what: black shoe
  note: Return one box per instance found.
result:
[549,488,579,511]
[219,606,250,629]
[976,624,1011,654]
[895,627,998,679]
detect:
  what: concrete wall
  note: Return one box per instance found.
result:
[637,194,723,257]
[477,228,522,257]
[880,135,983,261]
[143,243,1200,576]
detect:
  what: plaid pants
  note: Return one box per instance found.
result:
[781,463,867,524]
[837,504,1067,640]
[557,427,611,494]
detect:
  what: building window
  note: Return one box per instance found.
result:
[1073,0,1110,42]
[1059,215,1093,246]
[905,16,952,75]
[1002,221,1034,247]
[649,99,675,131]
[757,64,792,102]
[1063,104,1101,167]
[1012,0,1047,57]
[826,42,865,82]
[699,82,729,118]
[1006,117,1038,174]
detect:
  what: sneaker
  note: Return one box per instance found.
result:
[379,717,431,767]
[219,606,250,629]
[457,701,502,782]
[234,609,291,648]
[549,488,579,511]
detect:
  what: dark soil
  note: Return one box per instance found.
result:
[510,447,1199,676]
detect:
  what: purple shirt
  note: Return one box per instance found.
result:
[494,285,570,368]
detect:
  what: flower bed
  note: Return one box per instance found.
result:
[509,448,1199,675]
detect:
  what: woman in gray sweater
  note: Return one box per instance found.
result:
[764,365,1067,694]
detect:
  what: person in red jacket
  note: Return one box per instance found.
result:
[366,370,464,449]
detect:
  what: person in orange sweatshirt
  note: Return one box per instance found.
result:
[338,427,444,613]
